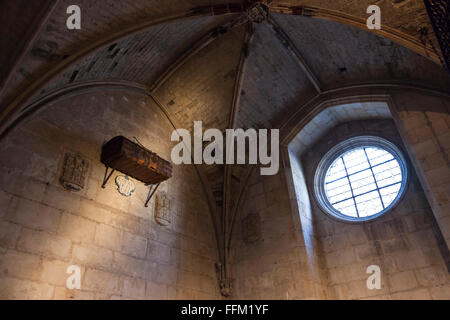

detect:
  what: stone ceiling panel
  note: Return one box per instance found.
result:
[236,22,315,130]
[38,15,234,95]
[0,0,242,106]
[272,13,450,91]
[154,24,247,132]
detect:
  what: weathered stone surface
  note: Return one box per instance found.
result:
[7,198,61,232]
[18,229,71,259]
[0,250,42,281]
[121,232,147,259]
[94,224,123,251]
[40,259,74,286]
[72,244,113,269]
[83,268,120,295]
[0,90,217,300]
[0,221,21,249]
[0,278,54,300]
[58,213,96,244]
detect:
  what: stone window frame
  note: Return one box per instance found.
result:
[313,135,409,223]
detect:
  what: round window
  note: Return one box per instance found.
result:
[314,136,408,222]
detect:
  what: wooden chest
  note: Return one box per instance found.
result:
[101,136,172,185]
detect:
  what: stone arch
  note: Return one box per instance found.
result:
[281,84,450,255]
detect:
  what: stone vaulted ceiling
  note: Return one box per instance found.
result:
[1,0,450,296]
[1,0,449,130]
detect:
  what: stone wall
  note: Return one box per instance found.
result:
[231,165,330,299]
[390,93,450,250]
[0,89,220,300]
[300,119,450,299]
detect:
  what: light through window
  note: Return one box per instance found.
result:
[325,146,402,218]
[314,136,408,222]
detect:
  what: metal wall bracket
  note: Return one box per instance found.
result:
[145,183,161,207]
[101,166,115,188]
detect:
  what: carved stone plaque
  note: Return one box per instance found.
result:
[115,175,135,197]
[155,191,171,226]
[242,212,261,244]
[59,151,89,192]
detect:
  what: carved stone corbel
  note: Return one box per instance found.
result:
[215,262,233,297]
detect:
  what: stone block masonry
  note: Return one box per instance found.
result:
[0,89,220,300]
[301,119,450,300]
[232,118,450,300]
[391,93,450,251]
